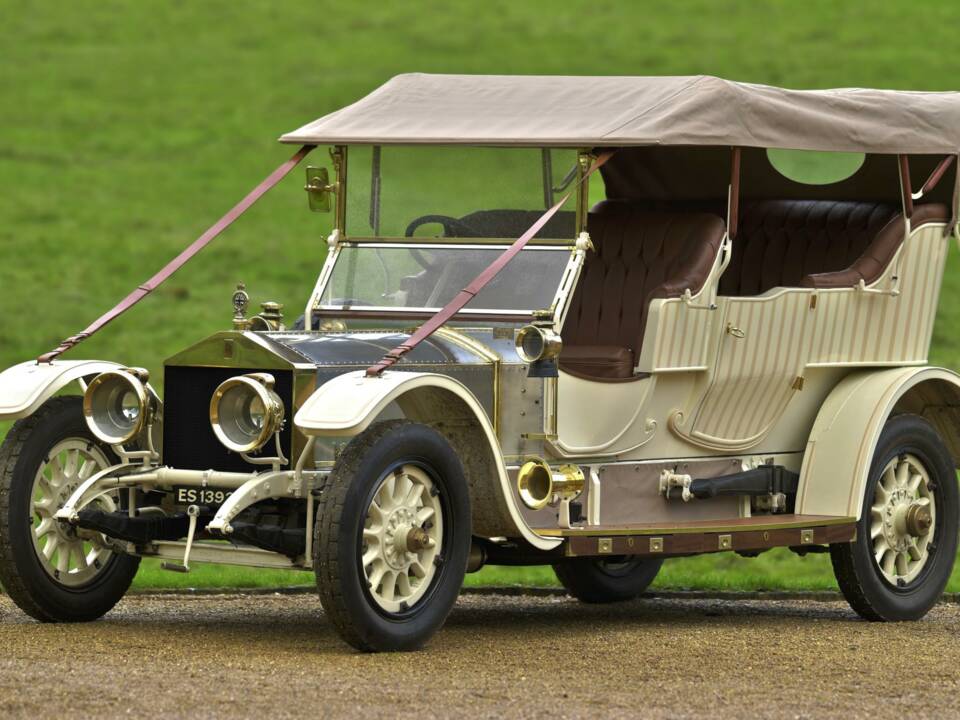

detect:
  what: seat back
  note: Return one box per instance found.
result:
[718,200,947,296]
[563,201,727,354]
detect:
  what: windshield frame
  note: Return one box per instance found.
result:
[313,241,578,322]
[305,145,594,325]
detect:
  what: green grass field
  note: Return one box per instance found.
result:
[5,0,960,592]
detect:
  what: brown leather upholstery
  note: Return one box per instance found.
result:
[559,345,636,381]
[719,201,949,296]
[561,201,727,380]
[802,203,949,288]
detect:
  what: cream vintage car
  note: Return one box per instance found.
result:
[2,74,960,652]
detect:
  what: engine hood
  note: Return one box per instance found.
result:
[164,327,520,371]
[264,329,511,368]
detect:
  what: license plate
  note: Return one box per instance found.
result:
[173,487,233,506]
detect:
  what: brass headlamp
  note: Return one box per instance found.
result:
[515,324,563,364]
[209,373,285,454]
[515,323,563,378]
[83,368,153,445]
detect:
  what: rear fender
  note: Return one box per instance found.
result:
[0,360,127,421]
[796,366,960,519]
[295,370,559,551]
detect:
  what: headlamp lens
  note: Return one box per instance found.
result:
[209,375,284,454]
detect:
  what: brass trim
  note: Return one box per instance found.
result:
[520,432,558,441]
[516,457,585,510]
[332,146,346,235]
[536,515,856,537]
[574,151,592,236]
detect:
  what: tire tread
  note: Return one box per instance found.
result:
[313,420,410,650]
[0,398,78,621]
[0,397,139,622]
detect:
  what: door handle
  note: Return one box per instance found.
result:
[726,323,745,339]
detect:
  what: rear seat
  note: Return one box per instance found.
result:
[560,201,727,380]
[720,200,949,295]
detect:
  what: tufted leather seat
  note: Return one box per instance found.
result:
[720,200,949,296]
[560,201,727,380]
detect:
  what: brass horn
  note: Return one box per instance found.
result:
[516,457,585,510]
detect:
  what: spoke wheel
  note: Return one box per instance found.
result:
[0,396,140,622]
[361,464,443,614]
[30,439,116,587]
[314,420,470,652]
[869,454,936,587]
[831,413,958,622]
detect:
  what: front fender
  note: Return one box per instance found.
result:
[0,360,125,421]
[295,369,499,438]
[796,366,960,519]
[295,370,561,551]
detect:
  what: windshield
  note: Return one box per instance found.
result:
[345,146,579,239]
[321,244,571,314]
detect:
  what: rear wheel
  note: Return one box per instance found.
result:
[0,397,140,622]
[553,556,663,603]
[314,421,470,651]
[830,414,958,621]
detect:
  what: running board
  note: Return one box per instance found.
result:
[138,540,303,570]
[541,515,856,558]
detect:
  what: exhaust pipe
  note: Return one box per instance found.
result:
[516,457,585,510]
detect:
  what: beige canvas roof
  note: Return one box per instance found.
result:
[281,74,960,154]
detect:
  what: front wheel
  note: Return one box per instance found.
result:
[0,396,140,622]
[830,414,959,621]
[553,556,663,603]
[314,421,470,652]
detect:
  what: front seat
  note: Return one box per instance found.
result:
[560,201,727,380]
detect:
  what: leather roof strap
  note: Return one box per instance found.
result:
[366,149,616,377]
[37,145,315,364]
[916,155,956,198]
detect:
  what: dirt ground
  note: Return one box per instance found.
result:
[1,592,958,719]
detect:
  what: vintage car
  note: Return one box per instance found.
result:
[2,74,960,651]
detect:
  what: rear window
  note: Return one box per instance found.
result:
[766,148,865,185]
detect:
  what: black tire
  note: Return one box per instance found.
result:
[830,413,958,621]
[553,556,663,603]
[0,396,140,622]
[314,420,470,652]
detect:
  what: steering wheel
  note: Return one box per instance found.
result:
[404,214,477,271]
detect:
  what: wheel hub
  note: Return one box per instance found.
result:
[905,503,933,537]
[870,454,936,586]
[361,464,443,613]
[384,506,419,570]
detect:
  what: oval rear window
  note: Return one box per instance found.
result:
[766,149,865,185]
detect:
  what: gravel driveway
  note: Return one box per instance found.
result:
[1,592,958,719]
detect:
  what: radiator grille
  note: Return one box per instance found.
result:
[162,366,294,472]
